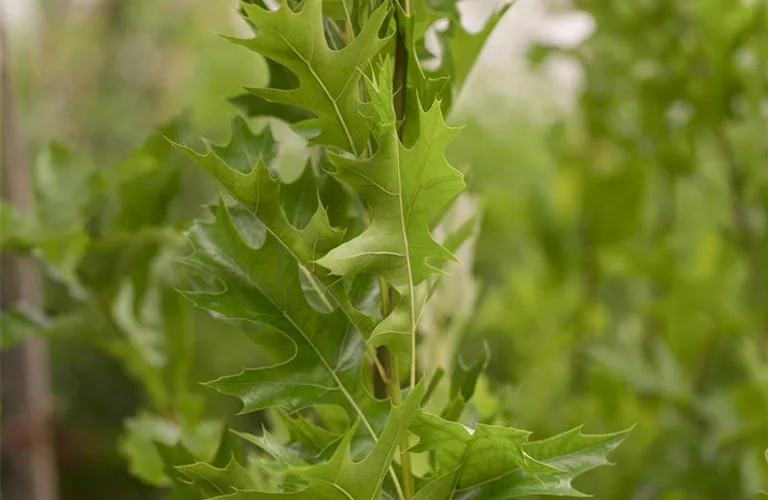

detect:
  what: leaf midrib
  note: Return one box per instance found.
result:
[392,129,419,386]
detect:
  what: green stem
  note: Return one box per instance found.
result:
[389,2,415,497]
[388,357,415,499]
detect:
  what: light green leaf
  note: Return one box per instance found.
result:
[317,60,465,289]
[453,427,631,499]
[409,414,629,498]
[227,0,391,154]
[176,459,258,498]
[411,412,556,486]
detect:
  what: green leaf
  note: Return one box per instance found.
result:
[176,116,379,361]
[227,0,391,154]
[178,118,400,412]
[209,383,425,499]
[453,427,631,499]
[412,412,556,484]
[317,60,464,289]
[181,201,381,436]
[176,459,258,498]
[410,413,628,498]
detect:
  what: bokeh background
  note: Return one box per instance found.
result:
[1,0,766,499]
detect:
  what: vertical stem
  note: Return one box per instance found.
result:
[376,279,414,498]
[387,358,415,499]
[388,3,416,498]
[0,26,60,500]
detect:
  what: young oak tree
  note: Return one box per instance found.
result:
[167,0,629,499]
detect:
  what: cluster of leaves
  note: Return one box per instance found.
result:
[450,0,767,498]
[2,0,633,498]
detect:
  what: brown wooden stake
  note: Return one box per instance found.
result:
[1,24,60,500]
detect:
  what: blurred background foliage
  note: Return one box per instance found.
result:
[1,0,766,499]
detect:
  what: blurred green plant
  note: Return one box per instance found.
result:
[447,0,767,498]
[0,119,232,492]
